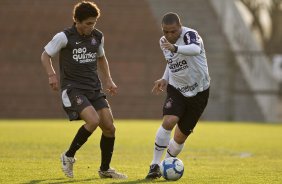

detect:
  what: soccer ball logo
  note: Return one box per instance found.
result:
[160,157,184,181]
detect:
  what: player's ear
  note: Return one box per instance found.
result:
[73,18,80,24]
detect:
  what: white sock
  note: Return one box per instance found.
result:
[165,138,184,158]
[151,126,171,165]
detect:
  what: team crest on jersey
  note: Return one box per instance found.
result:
[76,96,83,105]
[71,111,79,120]
[91,38,97,45]
[165,98,173,109]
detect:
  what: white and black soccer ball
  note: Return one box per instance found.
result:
[160,157,184,181]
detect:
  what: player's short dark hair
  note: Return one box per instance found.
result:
[73,1,100,22]
[162,12,181,25]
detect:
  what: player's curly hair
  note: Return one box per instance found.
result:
[73,1,100,22]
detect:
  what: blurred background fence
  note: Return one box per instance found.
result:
[0,0,281,122]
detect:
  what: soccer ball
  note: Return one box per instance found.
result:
[160,157,184,181]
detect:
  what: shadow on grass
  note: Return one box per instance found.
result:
[22,178,171,184]
[21,177,96,184]
[110,179,170,184]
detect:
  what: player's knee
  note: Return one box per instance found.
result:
[85,118,100,131]
[175,125,192,143]
[174,132,188,144]
[110,125,116,135]
[162,116,178,130]
[102,123,116,136]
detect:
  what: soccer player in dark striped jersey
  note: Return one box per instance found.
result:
[41,1,126,179]
[146,12,210,179]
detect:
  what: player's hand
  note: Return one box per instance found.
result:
[161,38,175,52]
[106,79,118,96]
[152,79,168,95]
[48,74,59,91]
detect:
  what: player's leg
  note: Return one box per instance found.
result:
[151,115,178,165]
[97,107,127,179]
[98,107,115,172]
[60,89,100,178]
[61,106,99,178]
[165,125,187,158]
[165,88,210,158]
[145,115,178,179]
[146,84,185,179]
[89,90,127,179]
[67,106,100,155]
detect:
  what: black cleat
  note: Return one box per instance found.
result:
[145,164,162,179]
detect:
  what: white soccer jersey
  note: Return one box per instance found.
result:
[161,26,210,97]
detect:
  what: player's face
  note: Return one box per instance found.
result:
[76,17,97,36]
[162,23,182,43]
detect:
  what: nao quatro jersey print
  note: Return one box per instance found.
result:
[44,25,105,90]
[161,26,210,97]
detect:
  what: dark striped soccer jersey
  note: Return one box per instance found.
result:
[44,25,104,90]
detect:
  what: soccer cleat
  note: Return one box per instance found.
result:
[60,152,76,178]
[145,164,162,179]
[98,168,127,179]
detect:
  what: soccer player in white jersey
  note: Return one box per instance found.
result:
[41,1,126,179]
[145,12,210,179]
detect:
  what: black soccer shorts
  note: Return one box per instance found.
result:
[61,88,109,121]
[163,84,209,136]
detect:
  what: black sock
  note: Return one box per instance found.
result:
[65,125,92,157]
[100,134,115,171]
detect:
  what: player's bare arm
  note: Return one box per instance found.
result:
[98,55,117,96]
[41,51,59,91]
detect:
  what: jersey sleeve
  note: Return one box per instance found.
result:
[177,30,201,56]
[183,31,200,46]
[162,64,169,81]
[44,32,68,57]
[97,36,105,57]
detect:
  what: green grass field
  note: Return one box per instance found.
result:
[0,120,282,184]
